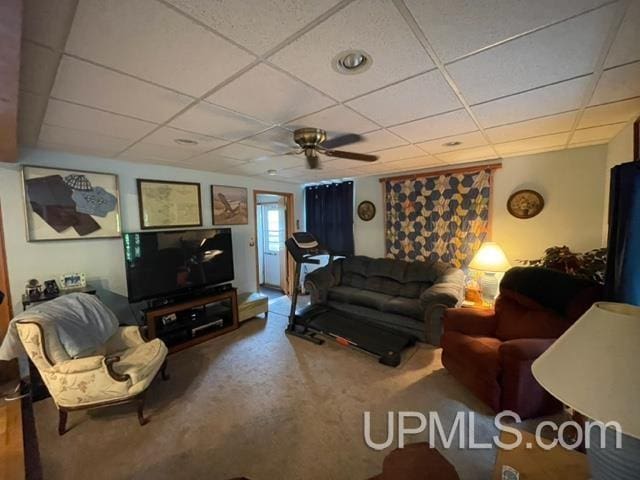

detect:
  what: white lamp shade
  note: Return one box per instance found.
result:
[468,242,511,272]
[532,302,640,440]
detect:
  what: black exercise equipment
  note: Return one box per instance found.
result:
[285,232,415,367]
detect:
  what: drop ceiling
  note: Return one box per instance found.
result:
[18,0,640,184]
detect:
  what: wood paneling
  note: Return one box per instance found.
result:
[0,203,17,384]
[0,401,25,480]
[0,0,21,162]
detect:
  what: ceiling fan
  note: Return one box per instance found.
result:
[285,128,378,169]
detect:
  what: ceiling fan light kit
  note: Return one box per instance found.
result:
[291,128,378,169]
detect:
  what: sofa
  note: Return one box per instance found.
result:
[442,267,601,419]
[304,255,465,344]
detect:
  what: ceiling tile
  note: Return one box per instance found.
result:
[252,155,304,171]
[183,152,248,172]
[589,62,640,106]
[447,5,615,104]
[370,145,426,163]
[435,145,497,164]
[19,42,58,95]
[389,109,477,143]
[22,0,77,49]
[206,64,334,124]
[417,131,488,155]
[472,76,591,127]
[346,70,461,126]
[18,91,47,146]
[169,102,269,140]
[342,129,407,153]
[493,132,569,156]
[43,99,158,140]
[65,0,254,97]
[566,139,609,149]
[571,123,627,144]
[286,105,378,137]
[579,97,640,129]
[211,143,275,161]
[484,111,577,143]
[604,0,640,68]
[240,127,297,153]
[269,0,434,101]
[140,126,228,152]
[498,145,565,158]
[322,158,380,170]
[38,124,133,157]
[51,56,193,122]
[118,142,197,163]
[165,0,341,55]
[405,0,606,62]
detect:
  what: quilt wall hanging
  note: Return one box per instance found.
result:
[384,168,493,268]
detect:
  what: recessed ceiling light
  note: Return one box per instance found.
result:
[443,141,462,147]
[267,169,277,176]
[333,50,372,75]
[174,138,198,146]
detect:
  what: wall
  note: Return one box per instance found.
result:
[0,148,302,319]
[602,123,635,243]
[353,145,607,265]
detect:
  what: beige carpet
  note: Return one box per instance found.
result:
[34,310,510,480]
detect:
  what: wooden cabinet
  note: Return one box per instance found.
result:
[144,289,239,354]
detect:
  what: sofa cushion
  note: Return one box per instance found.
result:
[383,297,423,321]
[327,286,392,311]
[367,257,408,282]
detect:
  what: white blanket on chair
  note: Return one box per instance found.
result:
[0,293,119,361]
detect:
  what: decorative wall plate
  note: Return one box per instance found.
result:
[357,200,376,221]
[507,189,544,219]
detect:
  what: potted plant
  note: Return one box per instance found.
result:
[520,246,607,284]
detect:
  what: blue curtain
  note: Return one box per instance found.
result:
[305,181,354,255]
[605,161,640,305]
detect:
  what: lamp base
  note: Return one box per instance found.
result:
[587,426,640,479]
[480,272,499,305]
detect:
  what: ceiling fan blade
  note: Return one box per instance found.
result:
[323,150,378,162]
[321,133,363,149]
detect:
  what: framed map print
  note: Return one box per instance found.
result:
[22,165,121,241]
[211,185,248,225]
[137,179,202,229]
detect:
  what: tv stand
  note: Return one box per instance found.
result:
[143,288,239,354]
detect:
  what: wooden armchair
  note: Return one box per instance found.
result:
[16,321,168,435]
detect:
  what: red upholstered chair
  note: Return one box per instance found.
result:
[441,267,601,419]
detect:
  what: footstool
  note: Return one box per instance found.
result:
[237,292,269,322]
[370,442,460,480]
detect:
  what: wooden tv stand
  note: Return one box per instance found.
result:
[144,288,239,354]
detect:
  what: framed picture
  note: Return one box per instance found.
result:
[137,179,202,229]
[22,165,121,241]
[212,185,248,225]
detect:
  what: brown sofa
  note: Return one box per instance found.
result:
[442,267,601,419]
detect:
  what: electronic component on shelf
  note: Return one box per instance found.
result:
[191,318,224,335]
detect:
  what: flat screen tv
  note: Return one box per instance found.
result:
[123,228,234,302]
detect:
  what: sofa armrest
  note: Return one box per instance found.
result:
[443,308,498,335]
[419,282,462,311]
[304,266,335,304]
[52,355,104,374]
[499,338,556,361]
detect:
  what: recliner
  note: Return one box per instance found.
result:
[442,267,601,419]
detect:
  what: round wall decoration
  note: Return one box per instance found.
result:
[357,201,376,221]
[507,189,545,219]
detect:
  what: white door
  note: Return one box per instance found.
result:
[261,203,285,288]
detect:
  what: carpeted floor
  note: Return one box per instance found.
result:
[33,304,541,480]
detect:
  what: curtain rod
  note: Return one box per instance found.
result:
[378,162,502,183]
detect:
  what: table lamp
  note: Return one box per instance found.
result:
[468,242,511,305]
[532,302,640,479]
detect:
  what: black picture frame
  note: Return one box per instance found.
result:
[137,179,202,230]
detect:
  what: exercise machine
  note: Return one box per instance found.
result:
[285,232,415,367]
